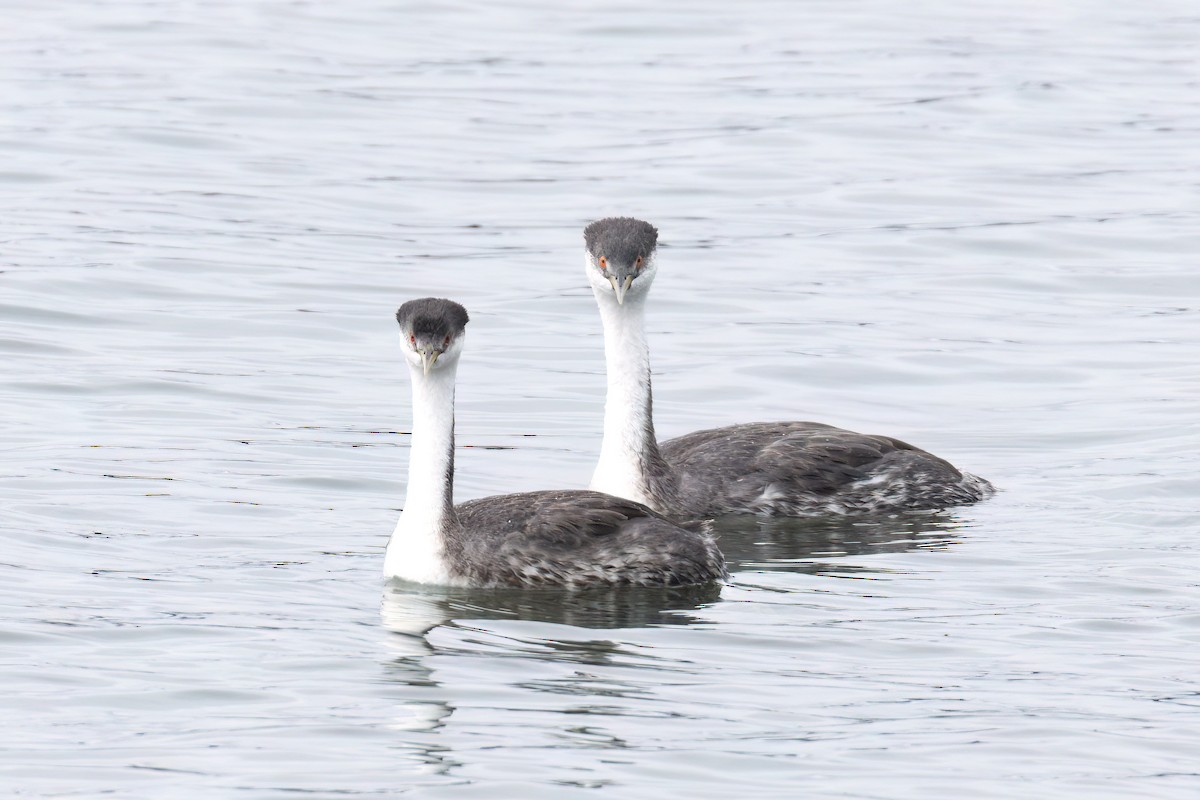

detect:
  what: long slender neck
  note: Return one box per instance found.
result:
[590,290,676,511]
[404,363,458,525]
[386,361,461,582]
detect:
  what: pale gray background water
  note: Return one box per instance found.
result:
[2,1,1198,797]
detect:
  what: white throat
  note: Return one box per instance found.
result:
[384,360,461,584]
[589,286,664,510]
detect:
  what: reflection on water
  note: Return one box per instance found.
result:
[378,582,726,783]
[713,511,968,575]
[381,581,722,635]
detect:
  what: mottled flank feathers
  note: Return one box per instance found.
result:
[658,421,995,518]
[450,490,727,589]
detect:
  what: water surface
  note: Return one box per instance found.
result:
[2,1,1198,797]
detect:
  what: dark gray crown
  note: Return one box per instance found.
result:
[583,217,658,264]
[395,298,470,339]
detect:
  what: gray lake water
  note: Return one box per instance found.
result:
[3,1,1198,797]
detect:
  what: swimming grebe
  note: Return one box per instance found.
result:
[582,218,994,519]
[384,297,727,587]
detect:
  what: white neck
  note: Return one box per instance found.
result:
[589,289,669,510]
[385,361,461,584]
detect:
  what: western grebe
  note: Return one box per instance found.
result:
[384,297,727,587]
[583,218,994,519]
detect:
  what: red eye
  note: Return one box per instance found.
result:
[635,256,643,268]
[443,336,450,345]
[409,334,415,344]
[598,256,607,269]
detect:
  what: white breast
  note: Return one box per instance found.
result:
[383,514,460,585]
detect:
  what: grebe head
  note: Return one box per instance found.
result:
[583,217,659,305]
[395,298,469,375]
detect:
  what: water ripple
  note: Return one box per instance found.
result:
[2,1,1199,797]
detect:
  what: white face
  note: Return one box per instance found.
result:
[584,250,658,304]
[401,329,466,375]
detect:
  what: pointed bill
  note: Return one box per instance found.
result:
[608,274,633,305]
[421,350,439,375]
